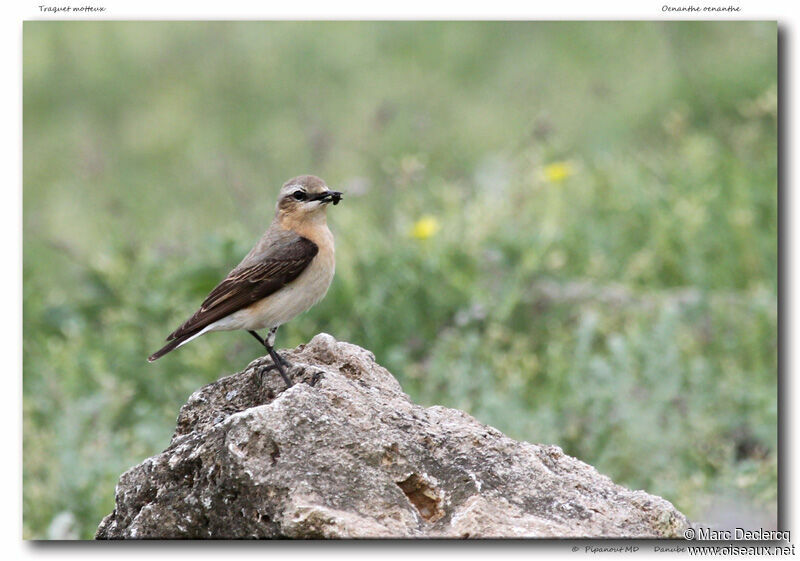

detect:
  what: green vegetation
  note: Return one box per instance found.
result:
[23,22,777,539]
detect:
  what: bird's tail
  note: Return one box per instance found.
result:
[148,331,199,362]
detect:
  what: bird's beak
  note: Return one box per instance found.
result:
[311,190,343,205]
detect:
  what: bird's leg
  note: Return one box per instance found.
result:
[254,353,293,388]
[250,328,293,388]
[249,329,267,347]
[249,328,288,363]
[265,327,291,367]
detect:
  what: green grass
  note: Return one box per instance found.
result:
[23,21,777,539]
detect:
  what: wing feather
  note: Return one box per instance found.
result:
[166,235,318,341]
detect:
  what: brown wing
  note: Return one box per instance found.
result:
[166,236,318,341]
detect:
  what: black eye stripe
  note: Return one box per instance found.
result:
[292,190,307,201]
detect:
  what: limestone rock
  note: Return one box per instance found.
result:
[96,333,688,539]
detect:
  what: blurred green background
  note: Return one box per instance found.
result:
[23,21,777,539]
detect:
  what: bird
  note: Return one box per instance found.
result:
[148,175,342,388]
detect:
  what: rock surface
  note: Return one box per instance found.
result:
[96,334,689,539]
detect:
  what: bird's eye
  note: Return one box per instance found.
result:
[292,191,306,201]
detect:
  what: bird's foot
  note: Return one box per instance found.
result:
[309,370,324,387]
[256,359,293,388]
[288,364,325,387]
[255,355,324,389]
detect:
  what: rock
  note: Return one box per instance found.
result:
[96,333,689,539]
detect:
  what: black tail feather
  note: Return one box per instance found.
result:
[148,331,197,362]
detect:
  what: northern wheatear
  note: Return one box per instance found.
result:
[148,175,342,387]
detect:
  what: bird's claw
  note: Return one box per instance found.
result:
[255,357,323,389]
[256,359,293,388]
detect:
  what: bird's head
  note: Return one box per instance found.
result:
[275,175,342,225]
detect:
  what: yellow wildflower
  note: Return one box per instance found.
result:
[543,161,574,183]
[410,216,440,240]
